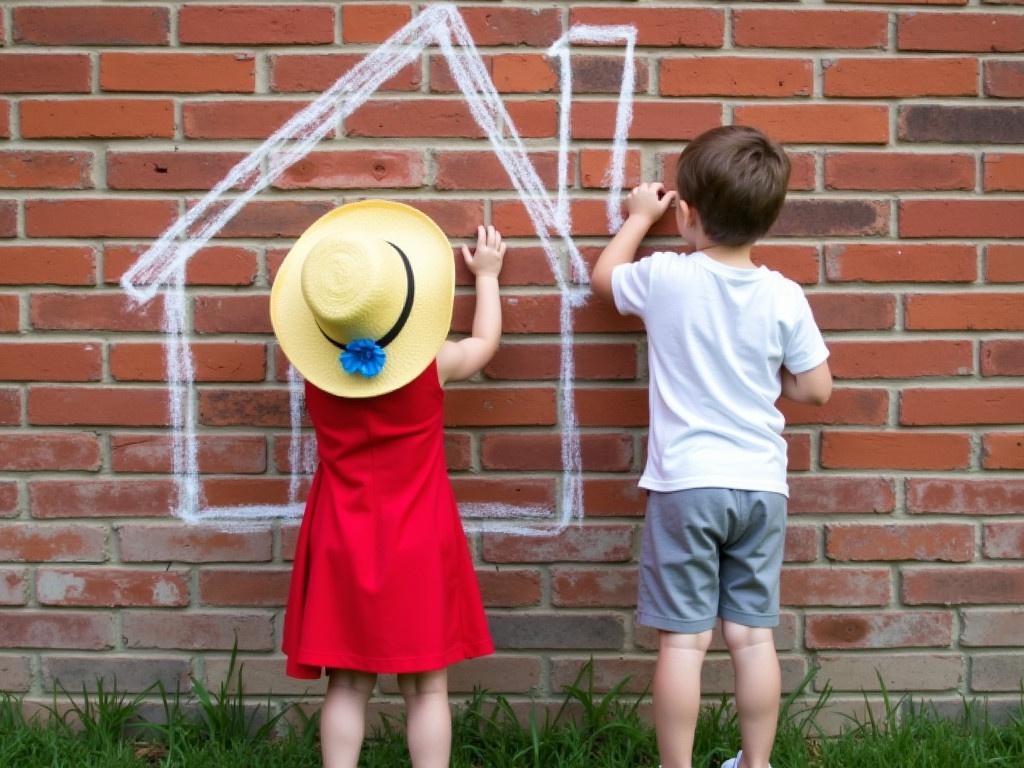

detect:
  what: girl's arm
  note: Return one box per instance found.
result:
[437,225,506,384]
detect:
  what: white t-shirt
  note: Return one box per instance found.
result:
[612,251,829,497]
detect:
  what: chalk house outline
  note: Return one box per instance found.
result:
[120,4,637,535]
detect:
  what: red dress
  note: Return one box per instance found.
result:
[283,362,494,678]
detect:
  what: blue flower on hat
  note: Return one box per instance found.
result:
[340,338,387,378]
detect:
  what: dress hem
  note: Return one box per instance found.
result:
[283,638,495,679]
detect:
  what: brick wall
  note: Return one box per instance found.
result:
[0,1,1022,721]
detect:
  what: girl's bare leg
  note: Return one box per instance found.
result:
[397,668,451,768]
[321,669,377,768]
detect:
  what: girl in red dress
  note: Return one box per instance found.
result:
[270,200,506,768]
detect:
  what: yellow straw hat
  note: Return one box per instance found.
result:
[270,200,454,398]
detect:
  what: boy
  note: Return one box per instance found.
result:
[591,125,832,768]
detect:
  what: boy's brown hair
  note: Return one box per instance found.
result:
[675,125,790,247]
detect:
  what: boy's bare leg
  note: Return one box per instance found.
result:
[723,621,779,768]
[321,669,377,768]
[653,629,713,768]
[397,668,451,768]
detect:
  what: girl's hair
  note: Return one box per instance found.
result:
[675,125,791,247]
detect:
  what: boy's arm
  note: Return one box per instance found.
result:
[436,225,505,384]
[591,183,677,303]
[781,361,832,406]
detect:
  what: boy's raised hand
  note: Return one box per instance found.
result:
[626,182,678,225]
[462,225,506,278]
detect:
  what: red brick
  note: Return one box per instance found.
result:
[110,342,266,382]
[822,431,971,470]
[898,12,1024,52]
[985,60,1024,98]
[0,524,107,562]
[344,99,481,139]
[0,53,90,93]
[270,53,419,93]
[20,99,173,139]
[826,243,976,282]
[661,57,812,97]
[100,52,254,93]
[36,568,189,607]
[458,244,559,287]
[825,152,974,191]
[434,151,562,191]
[193,296,270,335]
[122,612,274,651]
[774,199,889,237]
[735,10,887,49]
[781,568,891,606]
[12,6,170,45]
[829,340,973,379]
[827,523,974,562]
[984,153,1024,192]
[0,151,92,190]
[403,200,483,238]
[786,433,812,472]
[901,388,1023,426]
[118,523,272,563]
[30,480,174,519]
[183,100,325,140]
[476,568,542,608]
[0,201,13,238]
[815,653,963,692]
[0,568,27,605]
[104,245,257,286]
[0,102,9,139]
[31,293,163,332]
[574,388,648,427]
[582,478,646,518]
[0,483,17,519]
[985,521,1024,560]
[198,389,292,428]
[961,609,1024,646]
[983,433,1024,470]
[568,9,722,46]
[0,433,100,471]
[42,655,190,694]
[789,476,896,515]
[341,4,412,43]
[573,101,721,140]
[580,149,641,189]
[806,611,954,649]
[564,55,650,96]
[749,245,820,284]
[273,150,424,190]
[483,525,633,564]
[551,567,637,608]
[781,389,888,426]
[0,613,114,650]
[111,434,266,474]
[905,293,1024,331]
[199,568,291,606]
[28,387,168,428]
[0,656,31,692]
[481,433,633,472]
[202,477,296,508]
[903,567,1024,605]
[179,5,334,45]
[0,342,101,382]
[908,479,1024,516]
[460,6,562,46]
[454,294,640,336]
[824,57,977,97]
[982,340,1024,376]
[899,105,1024,143]
[444,388,556,427]
[189,199,330,240]
[25,199,176,238]
[901,200,1024,238]
[270,434,319,473]
[0,388,20,424]
[106,150,247,191]
[0,245,95,285]
[736,105,889,144]
[785,525,820,562]
[986,245,1024,283]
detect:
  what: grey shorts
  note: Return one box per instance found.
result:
[636,487,787,634]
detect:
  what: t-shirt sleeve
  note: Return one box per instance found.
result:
[610,255,657,318]
[784,288,830,374]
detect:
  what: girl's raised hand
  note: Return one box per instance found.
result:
[461,225,506,278]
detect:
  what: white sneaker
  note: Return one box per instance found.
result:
[721,751,772,768]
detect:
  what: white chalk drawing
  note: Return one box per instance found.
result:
[120,4,637,535]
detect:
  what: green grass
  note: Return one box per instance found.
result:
[1,660,1022,767]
